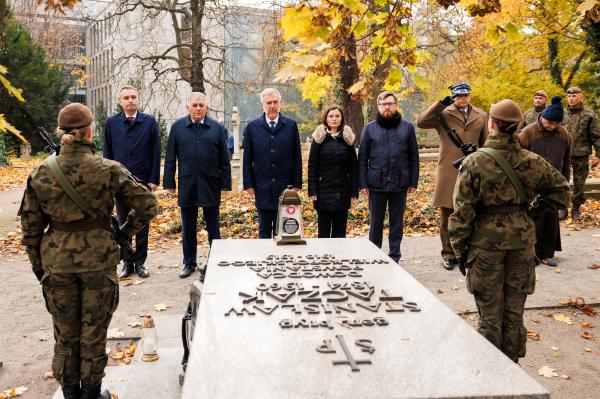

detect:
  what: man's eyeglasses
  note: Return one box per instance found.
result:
[378,102,397,108]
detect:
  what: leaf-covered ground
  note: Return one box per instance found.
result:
[1,155,599,255]
[0,157,44,192]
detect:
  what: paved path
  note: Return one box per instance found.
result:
[0,188,23,238]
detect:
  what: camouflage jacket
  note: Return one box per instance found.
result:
[448,133,569,255]
[20,141,158,274]
[517,108,543,132]
[561,106,600,157]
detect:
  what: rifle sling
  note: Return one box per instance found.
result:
[437,113,464,149]
[47,153,107,229]
[477,148,528,205]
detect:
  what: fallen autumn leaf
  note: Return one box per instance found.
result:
[537,366,558,378]
[553,314,573,325]
[154,303,170,312]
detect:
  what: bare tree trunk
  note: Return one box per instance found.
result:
[0,0,6,46]
[548,37,563,88]
[190,0,205,92]
[339,25,363,146]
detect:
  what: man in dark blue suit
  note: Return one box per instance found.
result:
[163,92,231,278]
[243,88,302,238]
[104,85,161,278]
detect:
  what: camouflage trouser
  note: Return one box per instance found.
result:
[41,269,119,386]
[571,156,589,207]
[465,246,536,362]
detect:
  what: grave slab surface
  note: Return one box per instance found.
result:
[182,238,549,399]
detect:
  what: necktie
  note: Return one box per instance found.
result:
[462,110,468,120]
[126,116,135,125]
[269,121,276,131]
[193,121,202,128]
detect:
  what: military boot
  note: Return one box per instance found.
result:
[61,384,80,399]
[572,206,581,221]
[80,383,111,399]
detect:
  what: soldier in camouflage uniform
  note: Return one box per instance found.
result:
[516,90,547,132]
[20,104,158,399]
[448,99,569,362]
[561,87,600,220]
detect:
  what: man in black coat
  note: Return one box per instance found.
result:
[243,88,302,238]
[163,92,232,278]
[359,91,419,262]
[104,85,161,279]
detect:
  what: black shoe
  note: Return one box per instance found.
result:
[572,206,581,221]
[180,264,195,278]
[136,264,150,278]
[118,262,134,279]
[558,209,567,221]
[61,384,80,399]
[442,259,457,270]
[80,383,111,399]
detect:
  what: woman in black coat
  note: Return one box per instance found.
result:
[308,105,359,238]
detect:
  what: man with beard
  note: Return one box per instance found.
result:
[417,82,488,271]
[517,90,547,131]
[358,91,419,262]
[519,96,571,267]
[561,87,600,220]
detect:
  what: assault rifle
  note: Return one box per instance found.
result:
[437,114,477,169]
[17,105,134,261]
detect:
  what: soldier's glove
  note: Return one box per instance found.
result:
[458,248,468,276]
[33,269,45,282]
[111,217,134,261]
[440,96,453,106]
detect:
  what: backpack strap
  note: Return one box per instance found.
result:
[477,147,528,205]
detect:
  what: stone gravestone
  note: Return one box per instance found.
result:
[182,238,549,399]
[20,143,32,160]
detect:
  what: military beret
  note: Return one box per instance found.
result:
[566,86,582,94]
[57,103,94,130]
[534,90,547,98]
[449,82,471,96]
[489,99,523,124]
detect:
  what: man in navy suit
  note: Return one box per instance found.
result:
[243,88,302,238]
[104,85,161,278]
[163,92,231,278]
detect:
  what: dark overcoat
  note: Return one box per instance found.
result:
[163,115,231,207]
[243,113,302,210]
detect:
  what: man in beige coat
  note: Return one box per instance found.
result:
[417,82,488,270]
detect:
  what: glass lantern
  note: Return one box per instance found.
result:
[141,315,159,362]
